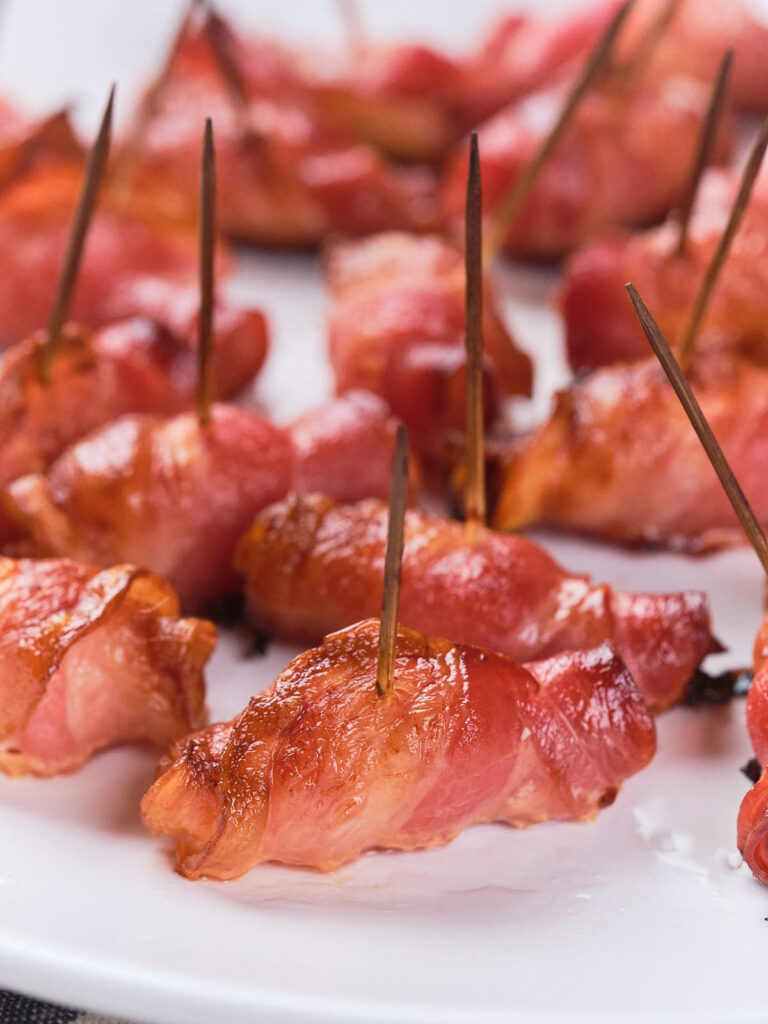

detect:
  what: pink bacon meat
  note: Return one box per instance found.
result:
[141,619,656,877]
[0,556,215,777]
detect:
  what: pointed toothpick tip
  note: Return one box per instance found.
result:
[678,113,768,368]
[483,0,634,261]
[626,282,768,577]
[196,116,216,427]
[376,424,409,698]
[465,130,486,535]
[676,48,733,258]
[40,83,115,385]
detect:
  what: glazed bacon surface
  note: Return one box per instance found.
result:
[141,619,656,877]
[6,392,404,609]
[563,170,768,371]
[0,556,215,777]
[492,353,768,550]
[327,232,532,453]
[128,15,439,247]
[0,162,269,356]
[0,318,263,547]
[235,494,714,713]
[442,69,732,258]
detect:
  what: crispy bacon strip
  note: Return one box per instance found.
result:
[141,619,656,877]
[127,16,439,247]
[0,318,264,547]
[492,352,768,550]
[235,494,714,712]
[6,392,405,609]
[0,162,269,354]
[327,232,532,453]
[442,69,732,258]
[563,169,768,370]
[0,556,215,777]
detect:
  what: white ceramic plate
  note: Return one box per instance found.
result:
[1,3,768,1023]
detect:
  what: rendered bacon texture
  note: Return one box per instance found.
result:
[0,556,215,777]
[327,232,532,453]
[563,170,768,371]
[0,318,263,548]
[141,619,656,877]
[235,494,714,713]
[492,353,768,550]
[0,162,269,359]
[442,69,732,258]
[128,15,439,248]
[6,392,404,609]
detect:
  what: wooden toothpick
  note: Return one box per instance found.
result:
[376,424,409,697]
[483,0,634,261]
[627,283,768,575]
[40,85,115,385]
[203,4,258,141]
[196,118,216,427]
[678,116,768,368]
[115,1,203,181]
[464,132,486,536]
[676,50,733,258]
[336,0,365,59]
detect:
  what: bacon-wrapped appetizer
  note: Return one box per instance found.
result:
[6,392,406,609]
[141,619,655,876]
[442,68,732,258]
[235,493,714,713]
[127,9,439,248]
[619,0,768,113]
[0,313,263,548]
[563,169,768,371]
[468,0,626,125]
[327,231,532,454]
[0,556,214,777]
[0,161,269,355]
[492,352,768,550]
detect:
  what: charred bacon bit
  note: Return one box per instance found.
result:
[0,556,215,777]
[742,758,762,785]
[142,620,655,877]
[234,494,715,713]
